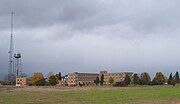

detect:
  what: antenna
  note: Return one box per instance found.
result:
[8,12,15,84]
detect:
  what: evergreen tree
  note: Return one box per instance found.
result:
[140,72,151,85]
[94,77,100,85]
[58,72,62,80]
[132,73,140,85]
[55,72,62,81]
[174,71,179,83]
[172,77,176,86]
[123,74,131,85]
[153,72,165,85]
[167,73,173,85]
[100,74,104,85]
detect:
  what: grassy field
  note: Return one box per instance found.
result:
[0,86,179,104]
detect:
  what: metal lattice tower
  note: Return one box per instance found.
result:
[8,12,15,84]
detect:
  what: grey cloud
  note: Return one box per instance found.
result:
[1,0,180,79]
[0,0,101,29]
[1,0,180,37]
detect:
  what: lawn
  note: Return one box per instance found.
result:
[0,86,179,104]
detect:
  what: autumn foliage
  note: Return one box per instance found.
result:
[32,73,44,86]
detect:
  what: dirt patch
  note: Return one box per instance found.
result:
[176,102,180,104]
[172,100,180,104]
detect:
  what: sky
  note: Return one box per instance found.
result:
[0,0,180,79]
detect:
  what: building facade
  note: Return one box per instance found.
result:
[68,72,99,86]
[67,70,133,86]
[99,70,133,85]
[16,77,32,86]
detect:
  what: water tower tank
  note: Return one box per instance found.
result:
[14,53,21,58]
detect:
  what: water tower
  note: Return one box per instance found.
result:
[14,53,22,77]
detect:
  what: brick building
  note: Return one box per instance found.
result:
[99,70,133,85]
[67,70,133,86]
[68,72,99,86]
[16,77,32,86]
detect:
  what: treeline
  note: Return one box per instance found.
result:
[30,72,63,86]
[123,71,179,86]
[94,71,180,87]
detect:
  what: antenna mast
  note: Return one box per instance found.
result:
[8,12,15,84]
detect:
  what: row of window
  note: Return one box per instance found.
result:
[17,79,22,81]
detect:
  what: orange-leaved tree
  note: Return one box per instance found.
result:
[32,72,44,86]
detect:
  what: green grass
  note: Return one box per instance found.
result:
[0,86,179,104]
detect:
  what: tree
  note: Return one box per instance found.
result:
[152,72,165,85]
[172,77,176,86]
[55,72,62,81]
[48,75,59,86]
[100,74,104,85]
[32,73,44,86]
[168,73,173,85]
[36,78,47,86]
[132,73,140,85]
[174,71,179,83]
[0,81,6,85]
[123,74,131,85]
[94,77,100,85]
[58,72,62,81]
[109,77,114,85]
[140,72,151,85]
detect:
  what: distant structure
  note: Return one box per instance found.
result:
[7,12,23,84]
[99,70,133,85]
[67,70,133,86]
[16,77,32,86]
[7,12,15,84]
[14,53,22,77]
[67,72,99,86]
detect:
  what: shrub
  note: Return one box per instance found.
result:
[123,74,131,85]
[113,81,127,87]
[109,77,114,85]
[94,77,100,85]
[36,78,47,86]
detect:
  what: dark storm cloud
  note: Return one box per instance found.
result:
[0,0,180,79]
